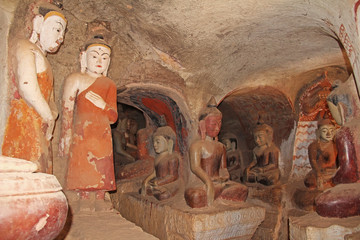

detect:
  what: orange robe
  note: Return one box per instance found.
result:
[66,76,118,191]
[2,71,53,173]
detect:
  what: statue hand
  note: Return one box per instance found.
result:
[148,179,157,186]
[42,117,55,141]
[219,168,230,182]
[141,182,148,196]
[85,91,106,109]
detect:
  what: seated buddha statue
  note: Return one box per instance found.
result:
[220,134,243,182]
[113,117,138,165]
[304,119,338,190]
[314,79,360,218]
[141,124,181,201]
[245,120,280,186]
[184,97,248,208]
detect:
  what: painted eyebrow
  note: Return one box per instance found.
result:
[89,50,110,56]
[56,21,64,28]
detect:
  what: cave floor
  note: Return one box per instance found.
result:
[56,209,159,240]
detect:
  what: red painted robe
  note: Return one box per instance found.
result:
[2,71,53,173]
[66,76,118,191]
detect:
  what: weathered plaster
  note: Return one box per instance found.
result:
[0,0,20,153]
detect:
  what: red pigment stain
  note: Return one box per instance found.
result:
[142,98,176,131]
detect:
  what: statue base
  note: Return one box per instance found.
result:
[289,212,360,240]
[111,190,265,240]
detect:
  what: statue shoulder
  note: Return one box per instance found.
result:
[14,39,41,57]
[65,72,85,84]
[190,139,205,151]
[169,152,181,163]
[308,140,319,150]
[268,143,280,153]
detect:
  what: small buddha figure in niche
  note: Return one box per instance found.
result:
[326,81,358,184]
[141,123,181,201]
[314,79,360,218]
[59,34,118,210]
[304,119,338,190]
[245,119,280,186]
[113,116,138,165]
[2,3,67,173]
[220,134,243,182]
[184,97,248,208]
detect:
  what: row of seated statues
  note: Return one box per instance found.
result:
[2,1,359,217]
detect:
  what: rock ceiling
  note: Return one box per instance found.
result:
[62,0,348,98]
[52,0,351,124]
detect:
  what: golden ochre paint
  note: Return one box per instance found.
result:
[44,11,67,22]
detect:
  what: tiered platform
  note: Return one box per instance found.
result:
[289,212,360,240]
[111,189,265,240]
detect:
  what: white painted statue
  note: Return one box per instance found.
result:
[2,3,67,173]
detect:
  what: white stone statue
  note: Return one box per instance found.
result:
[2,3,67,173]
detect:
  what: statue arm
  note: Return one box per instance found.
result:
[219,147,230,181]
[16,43,54,139]
[247,153,258,170]
[126,142,138,150]
[190,142,214,206]
[59,74,79,157]
[308,142,321,174]
[263,148,279,172]
[113,132,135,161]
[141,170,156,196]
[104,82,118,124]
[48,90,58,121]
[84,81,117,123]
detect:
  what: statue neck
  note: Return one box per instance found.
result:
[35,42,47,56]
[157,151,170,157]
[85,70,102,78]
[205,135,216,141]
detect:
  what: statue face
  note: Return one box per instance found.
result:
[204,114,222,138]
[153,135,168,154]
[319,124,336,142]
[254,131,267,147]
[85,45,111,76]
[38,15,66,53]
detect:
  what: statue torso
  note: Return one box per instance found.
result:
[199,139,225,178]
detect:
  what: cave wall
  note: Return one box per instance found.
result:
[0,0,360,191]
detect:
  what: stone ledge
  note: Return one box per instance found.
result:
[289,212,360,240]
[112,191,265,240]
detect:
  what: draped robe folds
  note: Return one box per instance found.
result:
[2,71,53,173]
[65,76,118,191]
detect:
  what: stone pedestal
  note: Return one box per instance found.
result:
[246,183,288,240]
[289,212,360,240]
[111,191,265,240]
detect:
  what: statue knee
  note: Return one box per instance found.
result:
[185,188,207,208]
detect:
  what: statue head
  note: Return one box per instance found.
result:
[327,80,353,126]
[199,97,222,140]
[128,119,138,135]
[30,3,67,53]
[220,133,237,152]
[317,119,336,143]
[253,121,273,148]
[80,35,111,77]
[153,126,176,154]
